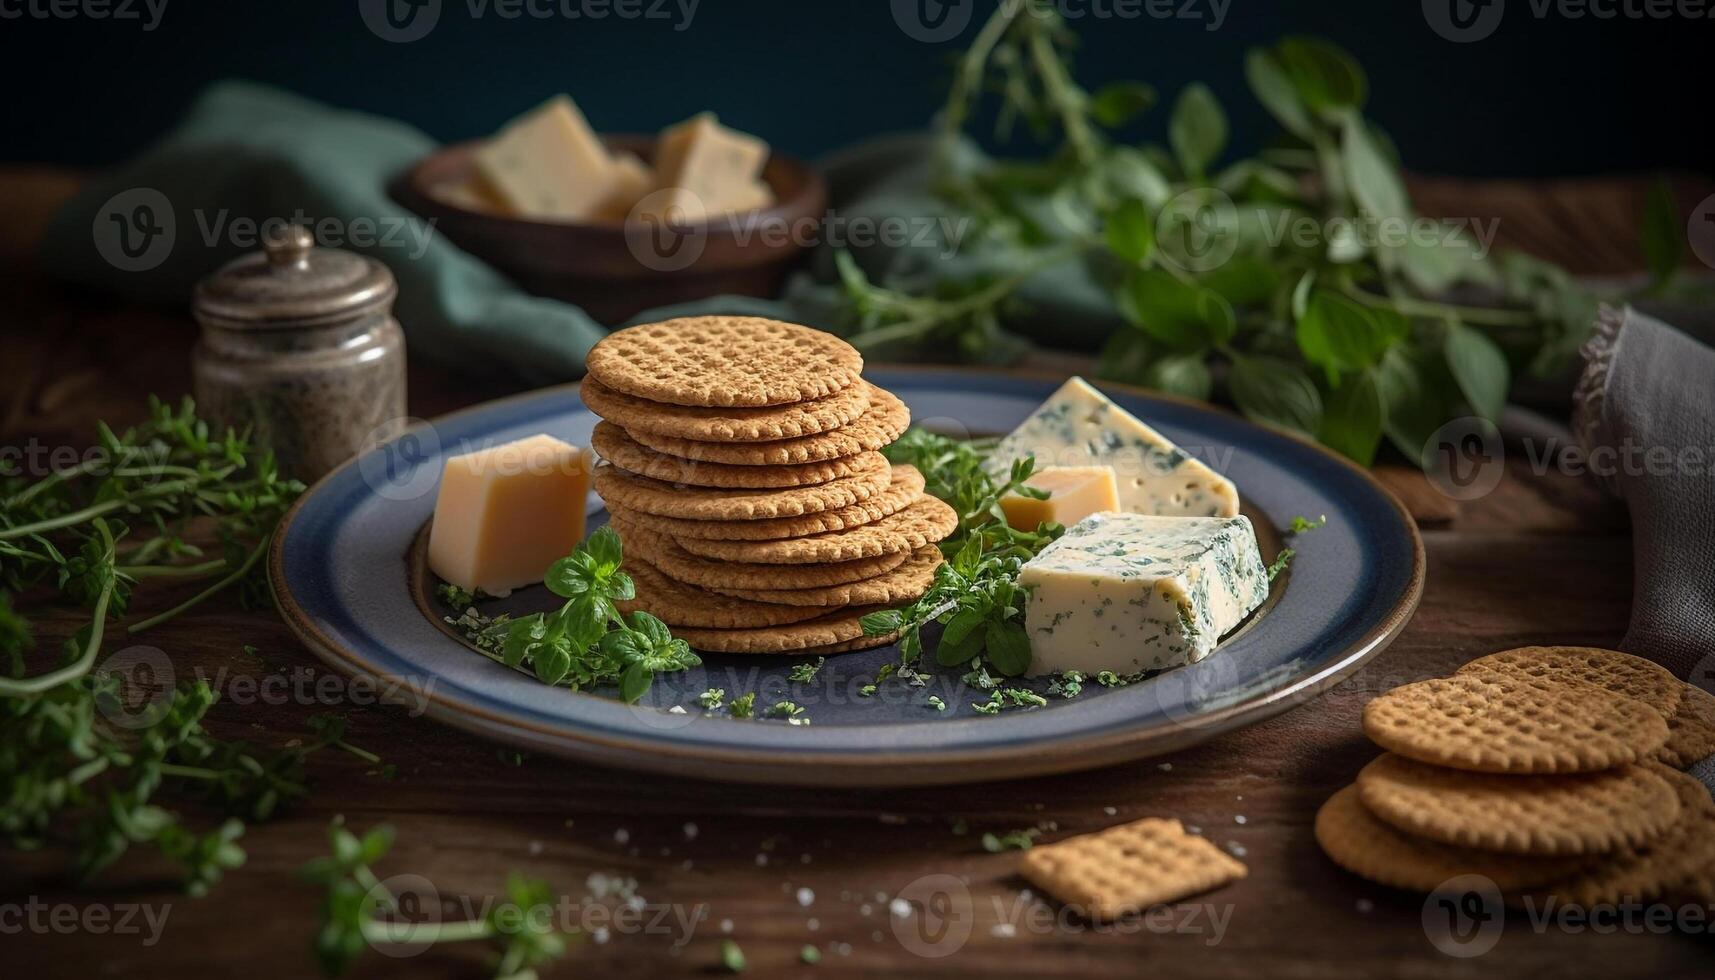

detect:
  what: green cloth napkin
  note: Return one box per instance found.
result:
[41,83,1123,382]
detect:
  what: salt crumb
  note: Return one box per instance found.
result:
[681,859,694,871]
[614,828,630,844]
[1234,815,1247,825]
[720,919,733,934]
[1356,899,1374,913]
[527,840,543,856]
[835,942,852,956]
[801,853,812,864]
[871,930,883,942]
[874,891,887,903]
[1157,762,1173,772]
[807,917,820,932]
[797,887,815,908]
[1186,825,1202,835]
[992,923,1016,938]
[592,927,610,944]
[889,898,912,918]
[683,822,698,840]
[755,853,768,867]
[1228,842,1248,857]
[859,904,872,917]
[668,705,687,715]
[1102,806,1117,816]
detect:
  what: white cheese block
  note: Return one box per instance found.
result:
[654,112,769,214]
[475,95,617,221]
[989,377,1239,518]
[427,434,591,595]
[1019,512,1268,675]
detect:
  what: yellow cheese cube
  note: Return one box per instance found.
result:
[429,173,516,216]
[1000,465,1120,532]
[591,151,657,223]
[654,112,769,214]
[475,95,617,221]
[427,434,591,595]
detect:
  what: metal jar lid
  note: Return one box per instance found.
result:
[193,224,398,329]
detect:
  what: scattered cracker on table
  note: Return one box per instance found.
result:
[579,376,872,442]
[1362,673,1670,774]
[671,496,958,565]
[585,316,864,407]
[1456,646,1684,719]
[1658,685,1715,769]
[710,546,944,607]
[1019,818,1247,920]
[608,514,911,589]
[667,604,891,654]
[593,423,887,488]
[622,385,910,465]
[616,465,926,541]
[593,462,894,521]
[1314,785,1593,892]
[1356,753,1682,856]
[1518,765,1715,908]
[614,557,831,629]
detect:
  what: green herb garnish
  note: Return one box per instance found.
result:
[981,828,1041,852]
[788,657,825,683]
[720,939,747,973]
[728,692,757,720]
[698,688,725,710]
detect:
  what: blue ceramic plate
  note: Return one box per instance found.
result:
[270,369,1422,786]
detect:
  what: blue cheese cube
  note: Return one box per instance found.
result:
[1019,512,1268,675]
[990,378,1239,518]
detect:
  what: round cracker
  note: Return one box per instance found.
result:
[593,423,885,488]
[593,462,893,521]
[1456,646,1683,719]
[1314,785,1593,892]
[609,514,911,590]
[622,385,910,465]
[580,376,872,442]
[615,557,830,629]
[1362,673,1670,774]
[1658,685,1715,769]
[1518,765,1715,908]
[620,466,926,541]
[712,546,944,607]
[673,497,958,565]
[670,605,891,654]
[585,316,863,407]
[798,631,900,654]
[1356,753,1682,856]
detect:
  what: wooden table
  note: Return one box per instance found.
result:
[2,169,1708,978]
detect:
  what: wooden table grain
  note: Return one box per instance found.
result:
[1,169,1707,978]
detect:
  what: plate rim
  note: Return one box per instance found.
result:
[268,366,1424,786]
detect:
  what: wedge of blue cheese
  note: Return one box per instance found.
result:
[989,377,1239,518]
[1019,512,1268,675]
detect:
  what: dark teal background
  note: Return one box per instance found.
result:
[1,0,1707,176]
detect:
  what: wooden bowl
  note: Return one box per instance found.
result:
[394,135,827,323]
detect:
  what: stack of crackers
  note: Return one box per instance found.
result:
[1317,646,1715,907]
[579,316,956,654]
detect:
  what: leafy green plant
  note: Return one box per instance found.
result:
[301,817,565,979]
[0,398,334,892]
[860,429,1060,677]
[455,527,701,703]
[836,1,1608,466]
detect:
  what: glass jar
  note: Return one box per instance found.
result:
[192,225,407,482]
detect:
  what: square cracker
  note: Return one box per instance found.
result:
[1019,818,1247,919]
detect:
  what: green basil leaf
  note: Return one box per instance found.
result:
[585,525,623,570]
[1101,148,1173,210]
[1200,256,1282,307]
[1104,199,1156,265]
[619,661,652,704]
[1120,269,1235,351]
[1090,80,1157,127]
[543,556,591,599]
[628,611,675,651]
[1443,321,1510,422]
[1343,115,1409,228]
[984,620,1033,677]
[1169,83,1228,178]
[1098,328,1155,384]
[1274,36,1368,116]
[941,607,986,647]
[1319,372,1385,465]
[1244,48,1314,140]
[861,609,904,636]
[1295,291,1397,379]
[1374,345,1456,466]
[533,640,573,686]
[1640,178,1682,289]
[1229,355,1324,436]
[502,615,546,668]
[1140,353,1214,402]
[935,621,986,668]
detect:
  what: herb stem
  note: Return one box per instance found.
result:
[1337,282,1536,328]
[0,522,116,695]
[848,241,1084,351]
[117,557,230,580]
[125,535,270,635]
